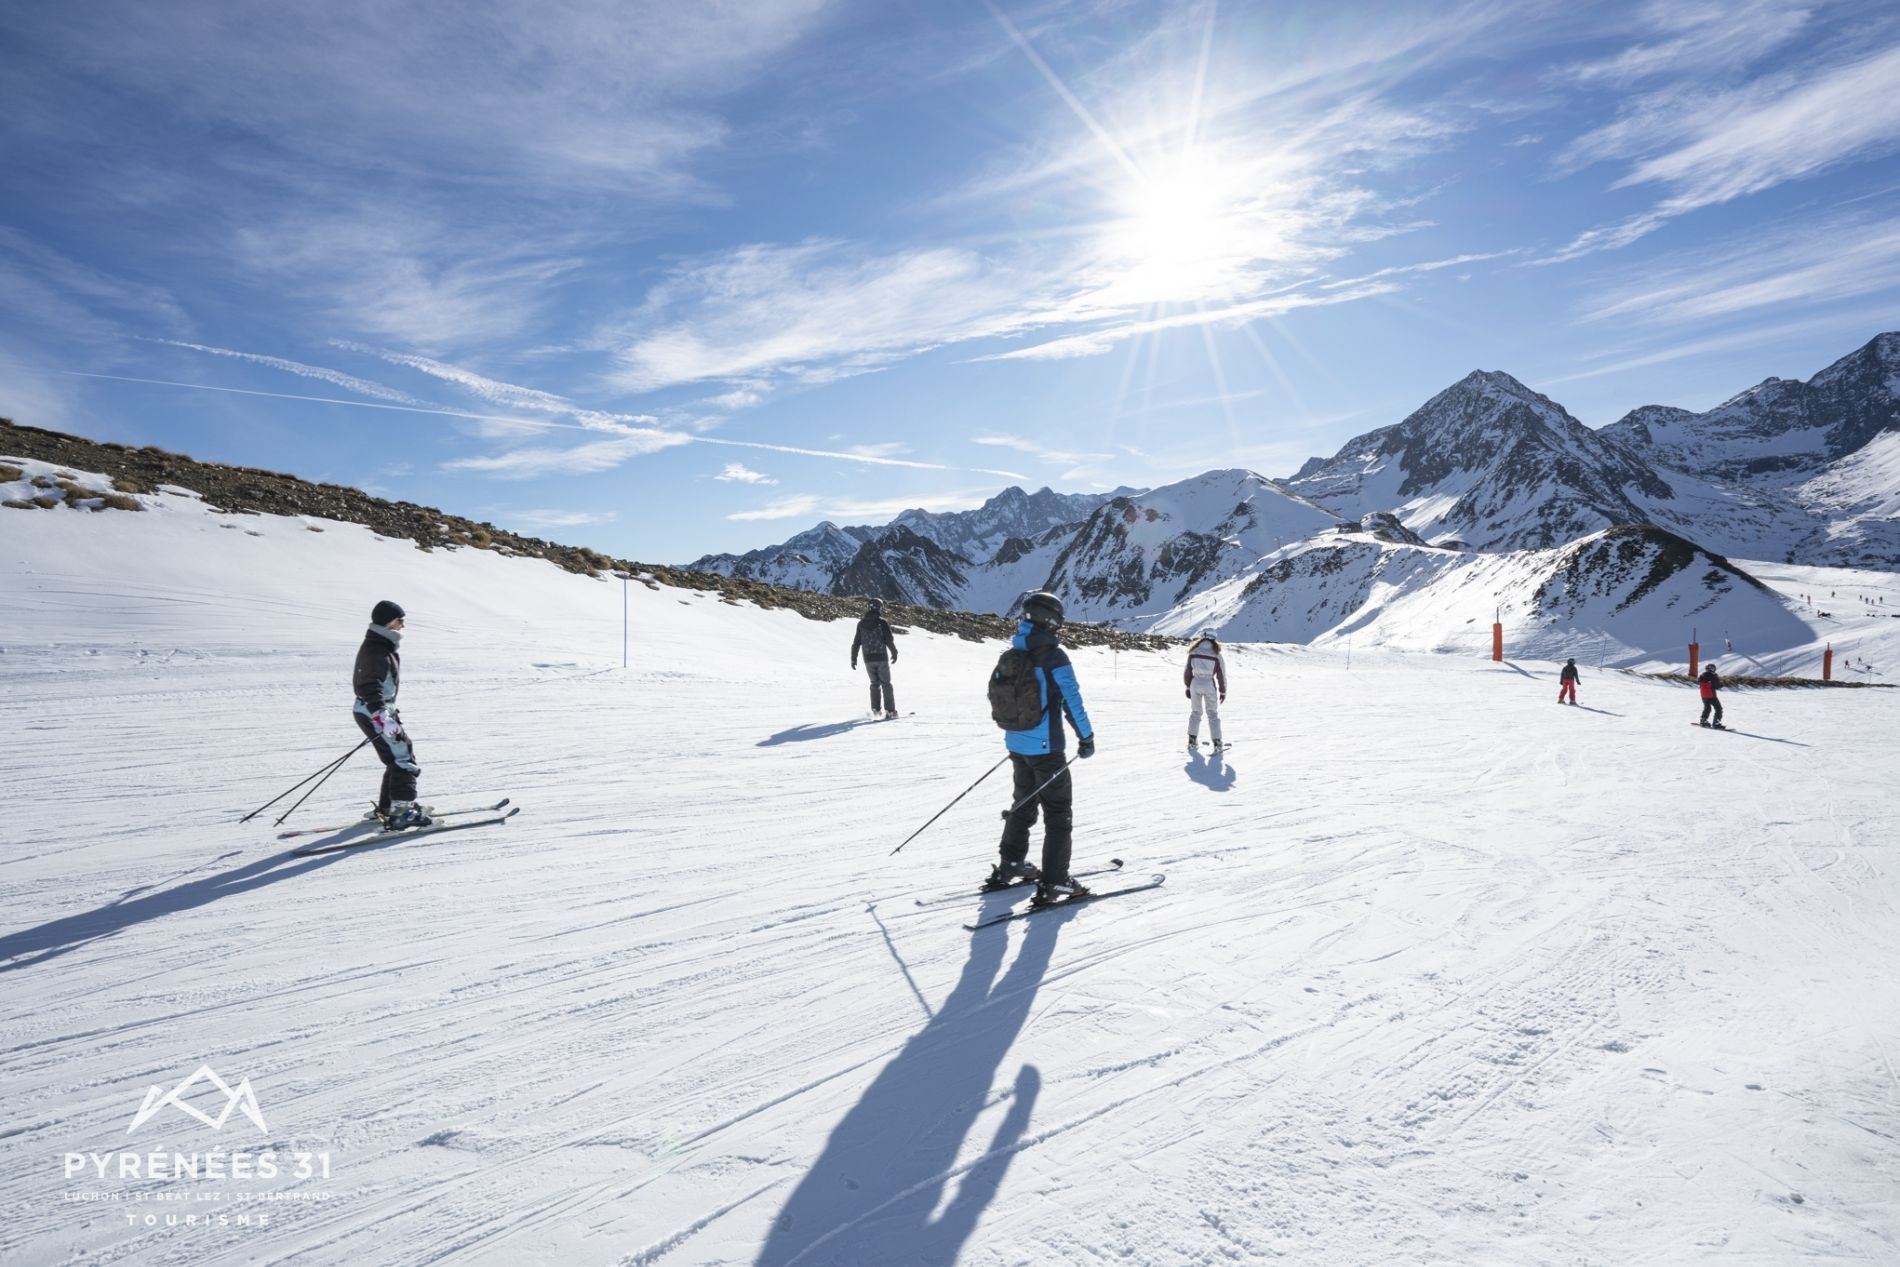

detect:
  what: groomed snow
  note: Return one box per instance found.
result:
[3,482,1899,1265]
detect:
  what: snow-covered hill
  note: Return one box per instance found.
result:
[4,455,1900,1266]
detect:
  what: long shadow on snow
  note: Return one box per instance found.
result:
[1568,704,1624,717]
[754,906,1073,1267]
[1183,750,1237,792]
[758,719,880,747]
[0,849,349,972]
[1700,727,1812,747]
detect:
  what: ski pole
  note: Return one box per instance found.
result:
[890,755,1009,855]
[238,738,369,823]
[272,742,366,827]
[1005,755,1078,817]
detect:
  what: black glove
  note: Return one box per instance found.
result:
[850,657,857,670]
[891,650,898,663]
[1077,736,1096,759]
[1184,689,1190,699]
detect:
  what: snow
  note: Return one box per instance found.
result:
[5,480,1900,1265]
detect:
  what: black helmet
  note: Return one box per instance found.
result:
[1021,591,1065,627]
[371,599,406,626]
[865,598,883,613]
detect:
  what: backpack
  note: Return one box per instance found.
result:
[988,647,1045,730]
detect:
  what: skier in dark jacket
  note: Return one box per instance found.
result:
[1697,663,1724,728]
[849,599,899,719]
[1558,658,1579,705]
[352,600,430,828]
[991,591,1096,906]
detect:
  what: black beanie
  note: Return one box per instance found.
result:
[371,600,406,626]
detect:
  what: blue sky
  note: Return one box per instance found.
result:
[4,0,1899,562]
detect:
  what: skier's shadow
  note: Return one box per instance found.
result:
[1184,750,1237,792]
[757,719,879,747]
[754,908,1071,1266]
[0,849,348,972]
[1569,704,1623,717]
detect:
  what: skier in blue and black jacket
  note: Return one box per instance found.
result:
[991,590,1097,905]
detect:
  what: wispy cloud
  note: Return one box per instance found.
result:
[975,283,1396,362]
[8,2,838,194]
[603,240,1051,393]
[714,462,776,484]
[726,488,993,522]
[1546,29,1900,261]
[1557,0,1811,89]
[504,508,620,529]
[1580,211,1900,326]
[444,433,694,478]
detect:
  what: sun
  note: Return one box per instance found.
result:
[1101,149,1266,302]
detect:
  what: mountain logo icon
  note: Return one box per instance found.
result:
[127,1066,269,1135]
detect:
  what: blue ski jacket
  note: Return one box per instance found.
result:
[1004,619,1093,756]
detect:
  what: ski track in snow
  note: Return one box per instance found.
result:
[2,499,1899,1265]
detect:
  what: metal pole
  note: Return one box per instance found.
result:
[890,755,1009,855]
[239,739,370,822]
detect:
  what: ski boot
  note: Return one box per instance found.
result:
[984,859,1041,891]
[1187,733,1199,750]
[1211,739,1226,752]
[383,801,434,830]
[1030,876,1092,908]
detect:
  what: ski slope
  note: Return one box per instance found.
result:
[3,478,1900,1266]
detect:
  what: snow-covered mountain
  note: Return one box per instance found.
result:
[1603,333,1900,567]
[689,485,1135,602]
[885,485,1137,561]
[1287,370,1675,552]
[1039,468,1346,622]
[688,519,876,590]
[829,523,972,607]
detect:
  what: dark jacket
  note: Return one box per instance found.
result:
[1560,661,1579,682]
[353,626,401,711]
[1697,666,1721,699]
[851,616,896,666]
[1004,619,1093,756]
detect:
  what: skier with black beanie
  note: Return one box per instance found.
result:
[352,600,431,828]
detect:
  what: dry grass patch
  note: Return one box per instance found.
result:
[0,463,23,483]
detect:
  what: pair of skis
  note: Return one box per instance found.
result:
[282,799,519,855]
[911,859,1166,929]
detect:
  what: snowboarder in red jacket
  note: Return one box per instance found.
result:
[1697,664,1725,729]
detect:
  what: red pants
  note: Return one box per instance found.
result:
[1558,681,1577,704]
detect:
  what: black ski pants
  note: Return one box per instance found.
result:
[353,708,419,812]
[1700,696,1723,725]
[863,658,896,714]
[999,752,1073,881]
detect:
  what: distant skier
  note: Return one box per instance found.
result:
[1697,662,1725,729]
[988,591,1096,906]
[1184,630,1227,748]
[850,598,899,719]
[353,600,430,828]
[1558,657,1579,705]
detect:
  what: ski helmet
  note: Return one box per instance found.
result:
[865,598,883,614]
[1021,591,1065,628]
[371,599,406,626]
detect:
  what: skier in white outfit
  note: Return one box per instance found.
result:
[1184,630,1227,749]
